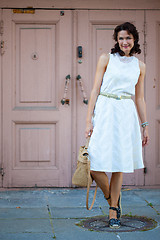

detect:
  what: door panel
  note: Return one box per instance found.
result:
[3,9,72,187]
[145,11,160,185]
[76,10,145,186]
[15,24,56,106]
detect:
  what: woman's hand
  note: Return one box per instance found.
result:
[142,126,149,147]
[85,122,93,138]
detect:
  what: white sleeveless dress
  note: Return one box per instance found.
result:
[88,53,144,173]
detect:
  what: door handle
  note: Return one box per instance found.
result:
[76,75,88,105]
[0,40,5,56]
[61,75,71,105]
[77,46,82,58]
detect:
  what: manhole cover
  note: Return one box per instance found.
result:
[76,215,157,232]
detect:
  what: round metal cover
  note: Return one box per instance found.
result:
[76,215,157,232]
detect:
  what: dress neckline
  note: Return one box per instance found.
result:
[116,52,134,63]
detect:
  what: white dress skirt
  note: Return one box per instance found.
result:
[88,53,144,173]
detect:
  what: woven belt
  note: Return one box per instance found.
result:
[100,92,131,100]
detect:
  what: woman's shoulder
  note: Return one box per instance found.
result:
[138,60,146,74]
[98,53,110,67]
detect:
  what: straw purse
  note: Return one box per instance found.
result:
[72,138,97,210]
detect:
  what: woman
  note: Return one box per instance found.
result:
[85,22,149,229]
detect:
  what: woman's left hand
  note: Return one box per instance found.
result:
[142,126,149,147]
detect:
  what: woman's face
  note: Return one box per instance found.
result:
[117,30,134,56]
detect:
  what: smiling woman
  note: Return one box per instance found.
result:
[85,21,149,229]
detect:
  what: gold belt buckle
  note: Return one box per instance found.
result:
[116,95,122,100]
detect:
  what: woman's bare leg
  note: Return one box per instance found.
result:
[109,172,123,219]
[90,171,111,205]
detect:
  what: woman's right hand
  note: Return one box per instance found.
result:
[142,126,149,147]
[85,122,93,138]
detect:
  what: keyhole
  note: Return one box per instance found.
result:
[153,78,156,88]
[31,52,39,60]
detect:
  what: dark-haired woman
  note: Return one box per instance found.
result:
[85,22,149,229]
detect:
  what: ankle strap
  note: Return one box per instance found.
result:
[109,207,118,212]
[104,194,111,200]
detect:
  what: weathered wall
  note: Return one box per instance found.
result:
[0,0,160,10]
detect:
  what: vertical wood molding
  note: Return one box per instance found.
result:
[0,9,2,187]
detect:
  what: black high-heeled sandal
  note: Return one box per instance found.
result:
[109,207,121,229]
[104,193,122,218]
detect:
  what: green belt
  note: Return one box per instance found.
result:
[100,92,132,100]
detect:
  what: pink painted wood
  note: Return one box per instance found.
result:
[145,11,160,185]
[0,9,2,187]
[76,10,145,186]
[0,0,160,10]
[2,9,72,187]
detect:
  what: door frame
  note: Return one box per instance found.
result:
[0,9,2,187]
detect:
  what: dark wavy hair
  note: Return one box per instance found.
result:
[111,22,141,56]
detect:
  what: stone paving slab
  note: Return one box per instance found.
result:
[0,190,47,207]
[0,233,54,240]
[47,195,86,208]
[0,208,49,219]
[0,219,52,233]
[133,189,160,206]
[50,206,102,219]
[0,188,98,208]
[118,227,160,240]
[119,190,147,207]
[122,206,160,221]
[46,188,101,208]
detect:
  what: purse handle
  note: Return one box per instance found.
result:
[86,163,98,210]
[85,137,98,210]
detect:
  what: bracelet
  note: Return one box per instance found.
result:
[141,121,149,128]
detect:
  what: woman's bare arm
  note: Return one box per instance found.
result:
[135,61,149,146]
[85,53,110,138]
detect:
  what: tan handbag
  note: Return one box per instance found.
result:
[72,138,97,210]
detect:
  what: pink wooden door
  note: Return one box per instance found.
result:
[1,8,155,188]
[2,9,72,187]
[145,11,160,185]
[75,10,145,186]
